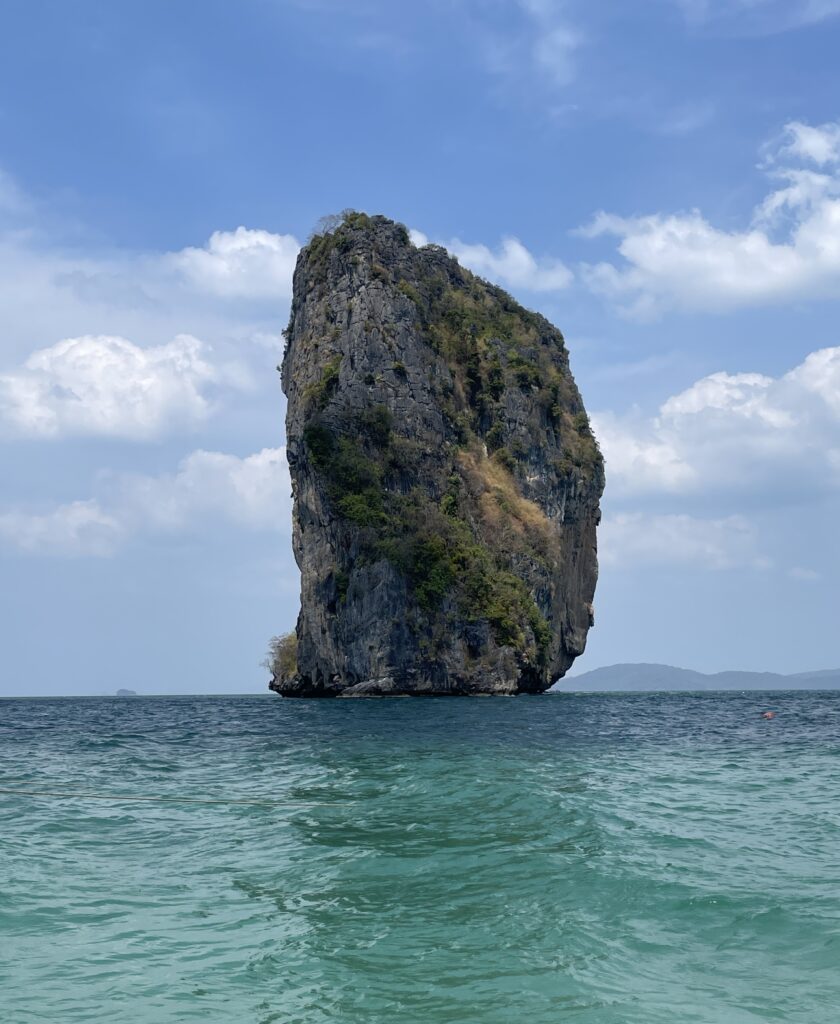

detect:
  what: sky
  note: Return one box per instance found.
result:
[1,0,839,695]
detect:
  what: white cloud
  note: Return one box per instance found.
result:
[118,447,291,533]
[593,410,695,493]
[600,512,766,570]
[168,227,300,300]
[580,120,840,316]
[0,168,30,217]
[776,120,840,166]
[671,0,840,30]
[594,346,840,499]
[594,344,840,577]
[0,501,124,558]
[787,345,840,414]
[658,101,717,137]
[472,0,582,93]
[0,334,222,440]
[411,228,572,292]
[452,236,573,291]
[532,24,580,87]
[0,167,298,376]
[789,566,820,581]
[0,447,291,557]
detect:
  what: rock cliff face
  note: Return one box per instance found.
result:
[272,213,603,697]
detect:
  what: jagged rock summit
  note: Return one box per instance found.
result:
[272,212,604,697]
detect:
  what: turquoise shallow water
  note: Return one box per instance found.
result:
[1,692,839,1024]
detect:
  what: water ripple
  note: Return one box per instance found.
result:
[1,691,838,1023]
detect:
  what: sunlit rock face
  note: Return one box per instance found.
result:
[273,213,603,697]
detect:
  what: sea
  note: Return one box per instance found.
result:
[1,691,838,1024]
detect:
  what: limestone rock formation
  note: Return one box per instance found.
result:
[272,212,603,697]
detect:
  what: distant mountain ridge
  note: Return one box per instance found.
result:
[555,663,840,692]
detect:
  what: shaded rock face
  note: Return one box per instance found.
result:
[273,213,603,697]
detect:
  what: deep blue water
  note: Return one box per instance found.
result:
[1,691,838,1023]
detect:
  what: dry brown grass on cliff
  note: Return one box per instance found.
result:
[457,449,556,551]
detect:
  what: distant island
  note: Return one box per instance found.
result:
[116,689,138,696]
[555,663,840,692]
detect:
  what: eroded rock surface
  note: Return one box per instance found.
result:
[272,213,603,697]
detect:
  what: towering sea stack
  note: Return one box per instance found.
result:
[274,213,604,697]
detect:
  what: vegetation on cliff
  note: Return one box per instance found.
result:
[264,632,297,686]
